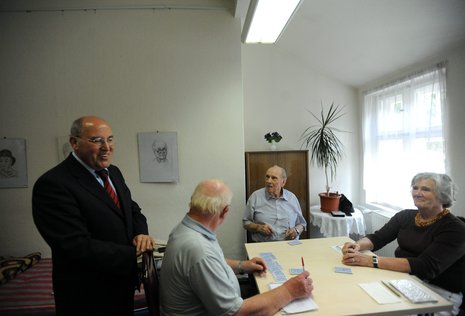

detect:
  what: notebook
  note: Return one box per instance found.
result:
[269,283,319,313]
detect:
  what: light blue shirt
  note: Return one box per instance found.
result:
[160,214,243,316]
[243,188,306,242]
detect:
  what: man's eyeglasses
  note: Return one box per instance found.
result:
[74,136,114,146]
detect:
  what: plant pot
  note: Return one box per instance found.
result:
[319,192,341,212]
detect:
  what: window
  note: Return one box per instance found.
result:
[362,64,446,209]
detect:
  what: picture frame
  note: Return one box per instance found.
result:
[57,135,73,162]
[137,131,179,183]
[0,138,28,188]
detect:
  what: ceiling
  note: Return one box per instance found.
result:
[236,0,465,88]
[2,0,465,88]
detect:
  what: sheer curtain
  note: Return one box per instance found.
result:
[362,64,447,209]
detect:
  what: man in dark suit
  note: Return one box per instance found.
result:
[33,116,155,316]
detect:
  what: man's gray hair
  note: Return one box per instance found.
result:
[70,117,85,137]
[271,165,287,179]
[190,179,233,215]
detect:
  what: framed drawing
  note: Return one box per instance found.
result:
[57,136,72,161]
[0,138,28,188]
[137,131,179,183]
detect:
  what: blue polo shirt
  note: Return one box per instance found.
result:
[160,214,243,316]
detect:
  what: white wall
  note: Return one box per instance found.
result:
[0,8,247,259]
[242,46,360,206]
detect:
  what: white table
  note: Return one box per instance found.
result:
[245,237,453,316]
[310,205,366,237]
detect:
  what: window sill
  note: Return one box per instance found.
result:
[364,203,401,218]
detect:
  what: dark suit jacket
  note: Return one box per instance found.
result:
[32,154,149,316]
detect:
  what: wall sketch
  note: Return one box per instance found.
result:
[137,131,179,183]
[0,138,28,188]
[57,136,73,162]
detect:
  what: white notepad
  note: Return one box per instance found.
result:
[359,282,402,304]
[269,283,319,313]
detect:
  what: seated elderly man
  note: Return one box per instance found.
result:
[243,165,306,242]
[159,179,313,316]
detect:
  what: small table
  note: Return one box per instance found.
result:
[310,205,366,237]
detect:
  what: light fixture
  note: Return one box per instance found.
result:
[241,0,302,44]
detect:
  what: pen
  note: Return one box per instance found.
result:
[301,256,305,272]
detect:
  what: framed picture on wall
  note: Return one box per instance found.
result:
[57,135,73,162]
[0,138,28,188]
[137,131,179,183]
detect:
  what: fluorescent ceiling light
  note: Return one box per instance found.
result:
[241,0,302,44]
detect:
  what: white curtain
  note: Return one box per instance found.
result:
[362,64,446,209]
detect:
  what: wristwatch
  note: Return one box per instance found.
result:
[372,255,379,268]
[237,261,244,274]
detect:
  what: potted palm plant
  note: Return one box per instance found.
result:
[300,102,346,212]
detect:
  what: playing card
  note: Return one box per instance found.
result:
[334,267,352,274]
[289,268,304,275]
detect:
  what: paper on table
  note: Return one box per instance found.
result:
[331,244,344,254]
[269,283,319,313]
[359,282,402,304]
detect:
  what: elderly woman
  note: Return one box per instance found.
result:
[342,172,465,315]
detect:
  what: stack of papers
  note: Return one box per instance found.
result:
[269,283,319,313]
[359,282,402,304]
[359,279,439,305]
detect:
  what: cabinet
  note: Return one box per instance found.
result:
[245,150,310,239]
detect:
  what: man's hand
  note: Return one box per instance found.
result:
[284,226,299,240]
[257,223,273,236]
[244,257,268,277]
[282,271,313,299]
[133,234,155,256]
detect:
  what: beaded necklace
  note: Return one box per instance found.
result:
[415,208,450,227]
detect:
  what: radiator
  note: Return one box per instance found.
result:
[370,211,398,257]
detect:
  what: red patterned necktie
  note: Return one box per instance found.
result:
[96,169,121,209]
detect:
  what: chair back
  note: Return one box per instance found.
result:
[246,230,255,243]
[141,250,160,316]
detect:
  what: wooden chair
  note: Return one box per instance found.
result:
[246,230,255,243]
[141,251,160,316]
